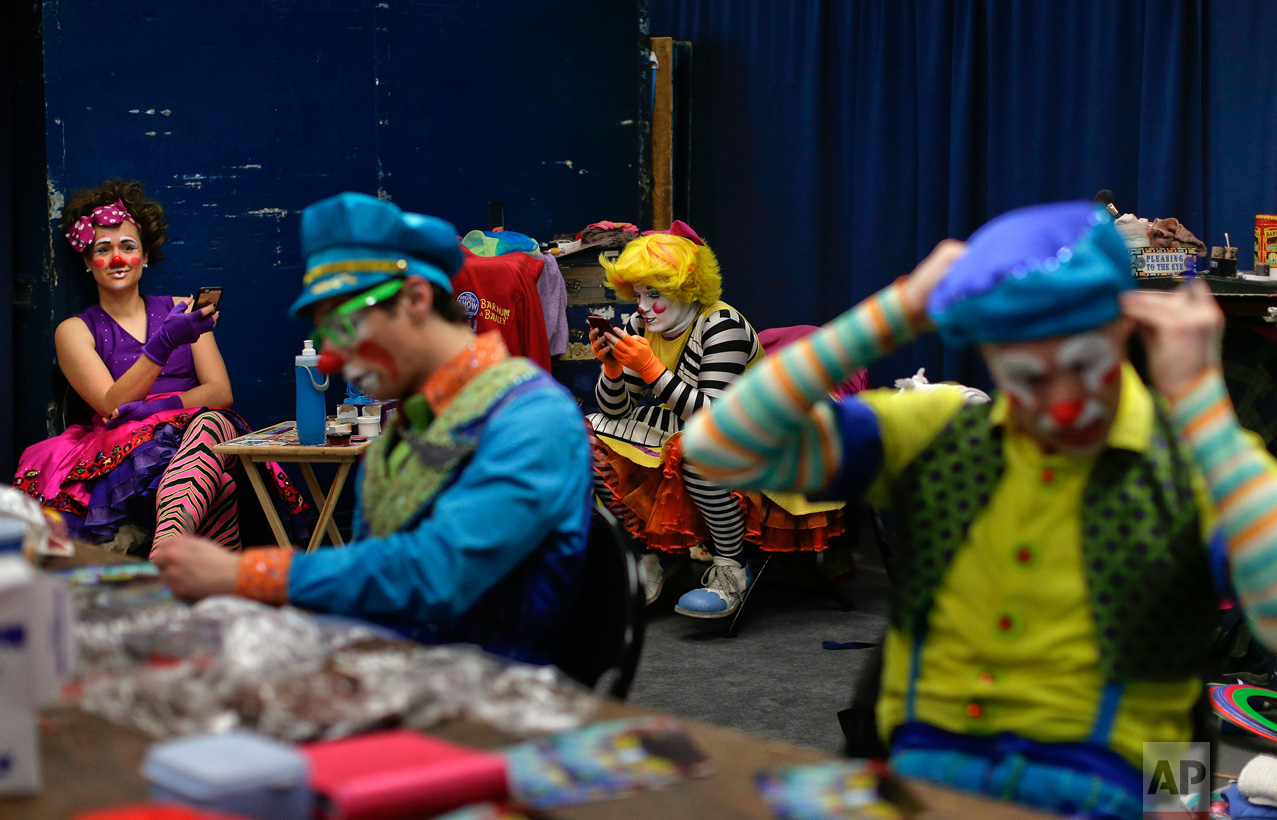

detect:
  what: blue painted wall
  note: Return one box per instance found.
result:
[13,0,642,464]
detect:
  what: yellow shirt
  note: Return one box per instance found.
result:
[858,365,1215,767]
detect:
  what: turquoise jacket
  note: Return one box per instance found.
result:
[285,371,592,663]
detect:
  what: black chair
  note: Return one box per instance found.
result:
[554,502,646,699]
[725,505,894,638]
[51,363,94,435]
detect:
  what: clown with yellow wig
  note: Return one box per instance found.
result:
[587,221,843,619]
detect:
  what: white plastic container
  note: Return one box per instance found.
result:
[0,519,25,555]
[357,415,382,439]
[143,731,312,820]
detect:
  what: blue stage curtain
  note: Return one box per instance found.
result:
[651,0,1234,386]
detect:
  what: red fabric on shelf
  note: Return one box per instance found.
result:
[452,247,552,370]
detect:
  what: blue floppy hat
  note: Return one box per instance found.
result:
[289,192,464,319]
[927,201,1133,347]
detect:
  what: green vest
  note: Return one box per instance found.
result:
[888,402,1217,682]
[359,358,541,537]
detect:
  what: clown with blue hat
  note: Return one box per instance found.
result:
[681,201,1277,816]
[152,192,594,666]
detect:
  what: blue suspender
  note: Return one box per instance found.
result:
[1087,682,1125,746]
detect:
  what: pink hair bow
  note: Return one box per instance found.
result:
[66,199,140,252]
[641,219,705,246]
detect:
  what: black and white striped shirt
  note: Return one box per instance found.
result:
[589,303,761,449]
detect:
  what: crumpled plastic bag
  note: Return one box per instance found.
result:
[0,483,68,558]
[75,594,597,742]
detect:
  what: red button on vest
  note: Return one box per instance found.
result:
[965,701,983,719]
[996,614,1014,632]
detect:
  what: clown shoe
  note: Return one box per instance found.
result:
[674,556,751,619]
[638,553,679,605]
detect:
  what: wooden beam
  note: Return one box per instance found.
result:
[651,36,674,231]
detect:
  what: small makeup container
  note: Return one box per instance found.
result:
[326,422,352,446]
[357,414,381,439]
[1210,245,1238,277]
[142,731,312,820]
[336,404,359,423]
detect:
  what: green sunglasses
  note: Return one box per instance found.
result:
[313,278,406,348]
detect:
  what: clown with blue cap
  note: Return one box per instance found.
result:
[152,192,593,665]
[682,201,1277,816]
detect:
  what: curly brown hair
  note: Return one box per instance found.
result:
[61,179,168,263]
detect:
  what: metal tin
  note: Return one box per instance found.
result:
[1257,215,1277,267]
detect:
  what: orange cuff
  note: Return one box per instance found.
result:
[633,357,666,384]
[236,547,293,606]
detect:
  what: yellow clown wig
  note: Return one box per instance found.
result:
[600,232,722,306]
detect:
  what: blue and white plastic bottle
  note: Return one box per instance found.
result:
[295,339,329,445]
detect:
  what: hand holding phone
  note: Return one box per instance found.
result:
[587,315,619,337]
[192,287,224,313]
[587,315,621,366]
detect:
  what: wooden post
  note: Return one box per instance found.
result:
[651,36,674,231]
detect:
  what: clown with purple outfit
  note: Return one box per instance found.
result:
[14,179,308,552]
[682,202,1277,816]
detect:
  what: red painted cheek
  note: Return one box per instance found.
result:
[92,258,106,269]
[652,302,666,315]
[353,340,399,378]
[1101,364,1120,387]
[128,256,142,267]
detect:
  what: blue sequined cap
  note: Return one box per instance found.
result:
[928,202,1132,346]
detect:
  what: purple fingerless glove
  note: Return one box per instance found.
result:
[140,301,217,365]
[107,395,184,429]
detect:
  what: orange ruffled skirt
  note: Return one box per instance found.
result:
[589,427,845,553]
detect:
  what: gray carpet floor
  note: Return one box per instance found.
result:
[624,521,1277,787]
[626,527,888,753]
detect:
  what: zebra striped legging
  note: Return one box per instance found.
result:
[592,457,745,561]
[152,411,241,552]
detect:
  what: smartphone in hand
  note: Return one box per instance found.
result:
[587,315,619,337]
[193,287,224,312]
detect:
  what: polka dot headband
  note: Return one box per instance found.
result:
[66,199,140,252]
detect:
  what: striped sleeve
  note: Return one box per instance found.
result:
[682,282,918,494]
[594,312,646,418]
[652,308,756,420]
[1171,368,1277,646]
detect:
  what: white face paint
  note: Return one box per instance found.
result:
[635,286,698,337]
[986,330,1123,453]
[339,313,386,398]
[1056,331,1119,392]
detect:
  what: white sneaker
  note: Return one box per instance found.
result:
[638,553,677,605]
[674,556,750,619]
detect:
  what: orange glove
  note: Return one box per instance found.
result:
[610,334,667,384]
[590,328,624,379]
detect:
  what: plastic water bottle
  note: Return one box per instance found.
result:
[295,339,329,445]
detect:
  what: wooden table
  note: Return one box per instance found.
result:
[2,547,1059,820]
[2,704,1058,820]
[212,422,371,553]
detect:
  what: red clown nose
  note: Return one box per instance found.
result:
[111,254,126,267]
[317,350,346,376]
[1049,399,1085,428]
